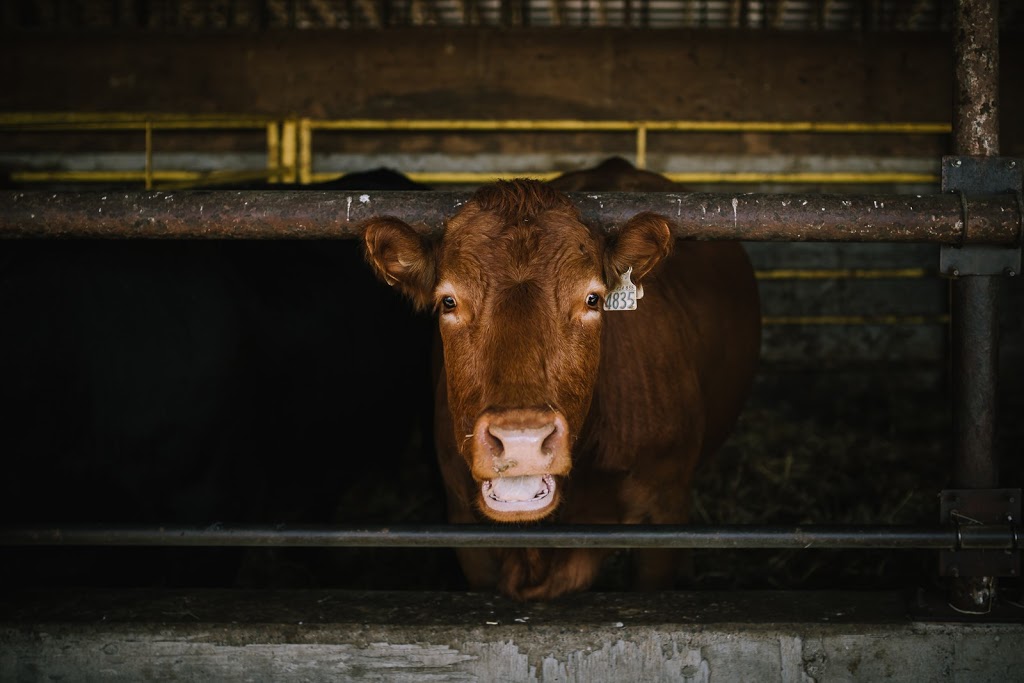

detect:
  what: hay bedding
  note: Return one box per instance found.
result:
[271,364,1022,594]
[689,381,948,591]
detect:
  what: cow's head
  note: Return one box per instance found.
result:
[362,180,672,522]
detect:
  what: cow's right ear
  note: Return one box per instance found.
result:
[361,217,436,311]
[605,211,673,285]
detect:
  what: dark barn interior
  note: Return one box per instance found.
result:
[1,2,1024,678]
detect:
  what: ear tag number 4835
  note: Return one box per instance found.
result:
[604,266,642,311]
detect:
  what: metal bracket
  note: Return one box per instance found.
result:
[939,488,1020,579]
[940,156,1022,277]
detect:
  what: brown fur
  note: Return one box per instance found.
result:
[362,161,761,600]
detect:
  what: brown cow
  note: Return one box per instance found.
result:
[362,160,761,600]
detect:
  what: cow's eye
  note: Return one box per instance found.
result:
[585,293,601,308]
[441,295,457,311]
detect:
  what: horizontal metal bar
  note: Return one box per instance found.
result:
[647,121,951,134]
[0,114,950,135]
[2,121,275,132]
[10,170,277,185]
[15,170,939,187]
[1,190,1020,243]
[318,171,940,185]
[756,268,930,279]
[762,314,950,326]
[305,118,951,134]
[661,172,939,184]
[0,524,1016,550]
[0,112,278,125]
[0,114,276,130]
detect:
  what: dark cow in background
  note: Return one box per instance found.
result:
[548,155,681,192]
[362,159,762,600]
[0,169,442,589]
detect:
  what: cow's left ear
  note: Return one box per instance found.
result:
[605,211,673,286]
[362,216,437,311]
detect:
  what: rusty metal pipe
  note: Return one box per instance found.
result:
[951,277,1001,487]
[948,0,1003,615]
[1,190,1021,243]
[953,0,999,157]
[950,0,1002,486]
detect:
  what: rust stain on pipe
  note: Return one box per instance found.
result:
[953,0,1000,156]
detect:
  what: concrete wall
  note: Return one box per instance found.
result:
[3,589,1024,682]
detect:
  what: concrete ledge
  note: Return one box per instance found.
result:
[2,589,1023,682]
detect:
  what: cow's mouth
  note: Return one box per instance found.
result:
[481,474,556,513]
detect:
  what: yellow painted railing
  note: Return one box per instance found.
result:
[754,268,948,327]
[1,113,950,189]
[755,268,929,280]
[1,113,282,189]
[298,117,949,185]
[763,314,950,325]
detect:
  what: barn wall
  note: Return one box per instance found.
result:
[1,28,1020,159]
[0,29,962,119]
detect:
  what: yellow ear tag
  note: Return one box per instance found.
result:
[604,266,641,311]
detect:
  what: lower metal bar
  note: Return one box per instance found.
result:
[0,524,1017,550]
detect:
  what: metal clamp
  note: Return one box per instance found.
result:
[939,489,1021,579]
[940,156,1023,277]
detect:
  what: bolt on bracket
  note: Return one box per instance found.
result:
[940,156,1022,277]
[939,488,1021,579]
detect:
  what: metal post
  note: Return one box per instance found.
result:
[948,0,1002,614]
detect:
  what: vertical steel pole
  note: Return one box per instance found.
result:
[949,0,1002,613]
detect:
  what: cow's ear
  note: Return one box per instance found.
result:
[362,216,436,311]
[605,211,673,285]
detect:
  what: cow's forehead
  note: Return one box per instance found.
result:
[441,204,602,277]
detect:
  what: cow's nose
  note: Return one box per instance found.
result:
[471,408,570,478]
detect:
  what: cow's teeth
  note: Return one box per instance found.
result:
[481,475,555,512]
